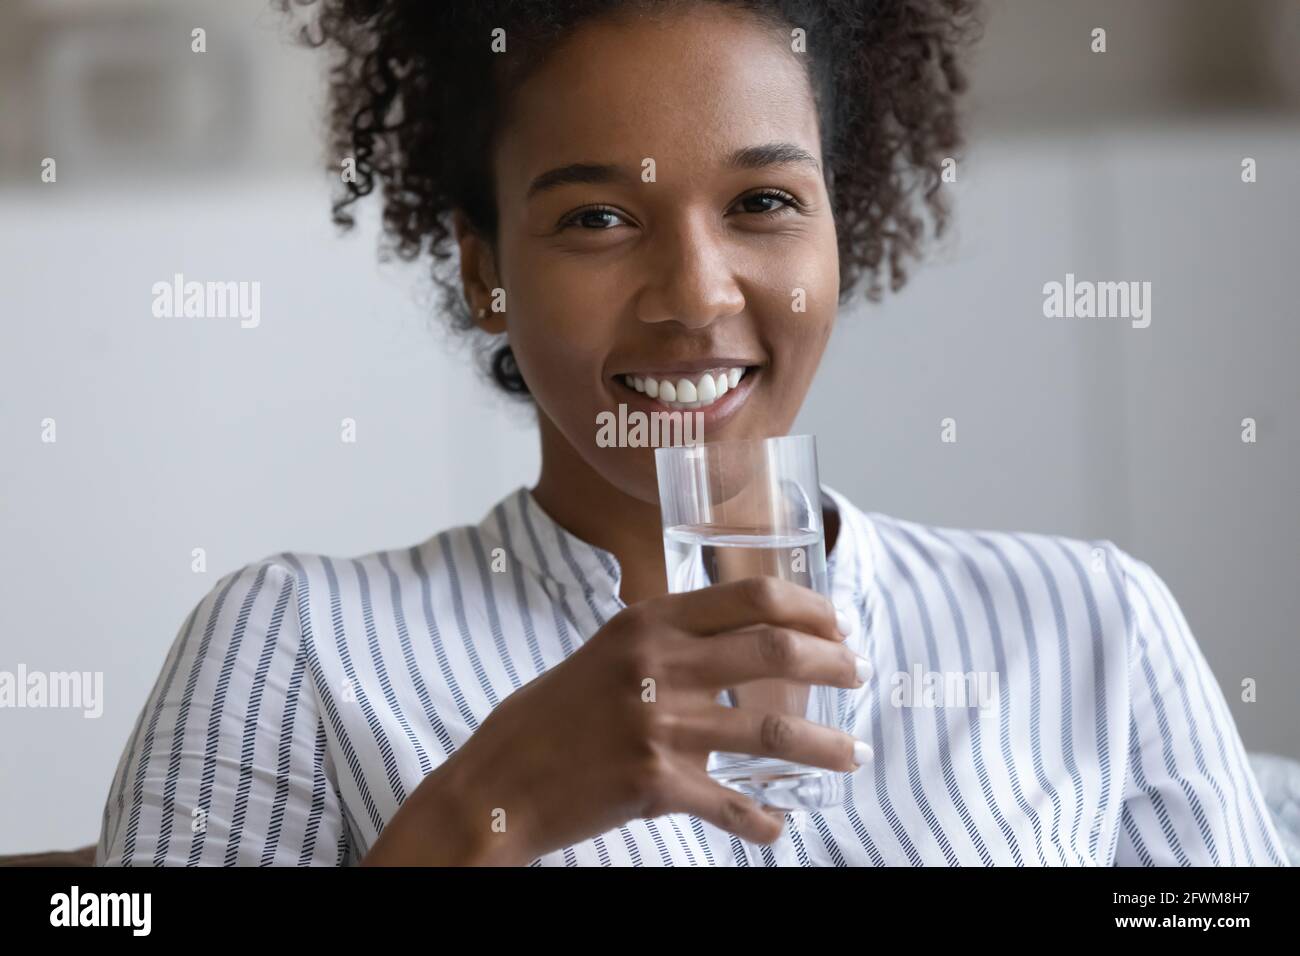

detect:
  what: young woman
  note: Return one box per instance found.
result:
[96,0,1285,866]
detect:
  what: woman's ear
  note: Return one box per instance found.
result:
[452,208,508,334]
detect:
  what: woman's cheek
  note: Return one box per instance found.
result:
[508,314,604,418]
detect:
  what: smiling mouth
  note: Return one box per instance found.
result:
[617,366,757,410]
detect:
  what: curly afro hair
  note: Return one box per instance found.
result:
[280,0,980,398]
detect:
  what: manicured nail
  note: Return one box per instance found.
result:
[853,740,874,767]
[835,607,854,638]
[855,655,873,684]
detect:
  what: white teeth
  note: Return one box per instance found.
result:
[621,366,749,408]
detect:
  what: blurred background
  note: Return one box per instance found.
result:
[1,0,1297,853]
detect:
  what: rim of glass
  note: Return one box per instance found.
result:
[653,432,815,457]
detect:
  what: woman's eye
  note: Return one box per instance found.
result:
[735,189,801,217]
[560,206,626,230]
[559,189,802,232]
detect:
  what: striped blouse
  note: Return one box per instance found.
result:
[95,484,1287,866]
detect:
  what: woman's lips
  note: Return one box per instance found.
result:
[610,365,760,433]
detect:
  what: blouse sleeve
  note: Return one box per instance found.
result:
[1111,548,1288,866]
[95,561,348,866]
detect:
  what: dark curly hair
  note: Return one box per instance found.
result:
[279,0,980,397]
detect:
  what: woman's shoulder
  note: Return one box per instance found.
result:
[825,483,1133,570]
[823,484,1164,648]
[208,520,497,620]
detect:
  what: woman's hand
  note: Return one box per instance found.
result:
[363,576,869,865]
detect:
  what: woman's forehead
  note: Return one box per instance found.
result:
[491,13,820,201]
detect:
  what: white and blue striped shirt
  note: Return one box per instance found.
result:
[95,484,1287,866]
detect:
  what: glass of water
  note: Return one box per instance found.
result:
[654,433,844,810]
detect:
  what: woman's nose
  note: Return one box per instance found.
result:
[633,213,746,329]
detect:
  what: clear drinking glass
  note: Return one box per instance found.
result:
[654,433,844,810]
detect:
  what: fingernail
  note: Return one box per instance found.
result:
[855,655,873,684]
[835,607,854,638]
[853,740,873,767]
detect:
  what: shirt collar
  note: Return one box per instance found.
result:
[481,486,623,603]
[821,484,883,637]
[480,482,879,619]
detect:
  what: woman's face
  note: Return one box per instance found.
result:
[472,2,840,504]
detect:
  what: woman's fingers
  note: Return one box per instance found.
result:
[666,705,868,774]
[676,625,870,690]
[662,767,788,845]
[662,575,848,643]
[604,577,868,851]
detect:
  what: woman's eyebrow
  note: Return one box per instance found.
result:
[525,142,821,200]
[526,162,631,200]
[726,142,821,176]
